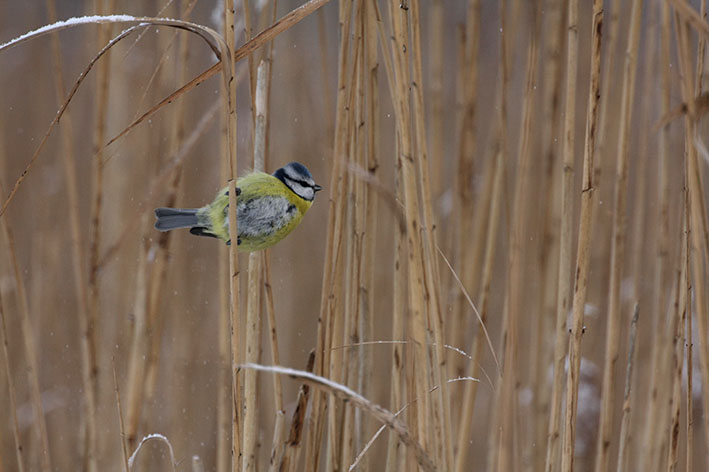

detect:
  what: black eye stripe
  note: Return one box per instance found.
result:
[286,177,313,188]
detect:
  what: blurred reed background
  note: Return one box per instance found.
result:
[0,0,708,471]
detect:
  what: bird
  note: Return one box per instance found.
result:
[154,162,322,251]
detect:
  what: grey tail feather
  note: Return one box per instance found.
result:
[154,207,200,232]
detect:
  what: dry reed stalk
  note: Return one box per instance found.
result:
[385,0,434,455]
[111,360,130,472]
[450,0,482,398]
[342,7,375,466]
[255,60,285,429]
[409,1,452,466]
[559,1,603,471]
[268,410,287,472]
[340,13,365,466]
[263,255,283,412]
[666,172,689,471]
[124,234,151,446]
[0,290,25,472]
[358,2,379,467]
[428,0,444,199]
[532,1,565,469]
[686,278,694,472]
[686,6,709,465]
[304,0,353,468]
[616,303,639,472]
[43,7,92,458]
[218,148,231,472]
[85,3,116,469]
[0,181,52,472]
[545,0,578,468]
[499,3,540,469]
[642,3,675,469]
[674,7,709,467]
[369,10,414,469]
[630,0,659,303]
[386,119,408,472]
[687,3,708,466]
[487,3,511,470]
[223,2,241,471]
[325,5,357,470]
[454,142,504,472]
[241,58,271,472]
[593,0,622,186]
[242,0,256,110]
[592,0,642,470]
[281,351,315,472]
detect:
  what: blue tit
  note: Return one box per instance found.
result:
[154,162,322,251]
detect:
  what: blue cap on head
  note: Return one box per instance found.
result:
[285,162,313,180]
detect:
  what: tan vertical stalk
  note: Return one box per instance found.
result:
[0,183,52,471]
[386,0,434,454]
[686,280,694,472]
[124,235,151,447]
[85,3,114,470]
[532,3,565,470]
[385,171,408,472]
[642,3,674,470]
[326,14,358,472]
[112,360,130,472]
[545,0,578,468]
[282,352,315,472]
[667,173,689,472]
[686,6,707,467]
[264,252,286,472]
[674,4,709,465]
[256,57,287,465]
[593,0,622,181]
[358,3,379,469]
[340,11,364,466]
[409,0,452,467]
[428,0,444,199]
[241,58,270,472]
[450,0,482,421]
[593,0,642,470]
[0,289,25,472]
[369,5,406,470]
[343,5,373,467]
[304,0,353,468]
[499,3,540,469]
[242,0,256,110]
[562,1,603,471]
[218,86,233,472]
[488,2,510,468]
[454,144,504,472]
[616,303,639,472]
[677,2,709,458]
[44,4,92,458]
[224,1,241,470]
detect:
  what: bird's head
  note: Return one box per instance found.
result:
[273,162,322,201]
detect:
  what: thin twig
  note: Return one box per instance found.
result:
[616,303,640,472]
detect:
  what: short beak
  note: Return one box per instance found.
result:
[313,184,323,192]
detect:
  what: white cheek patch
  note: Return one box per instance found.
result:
[286,179,315,201]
